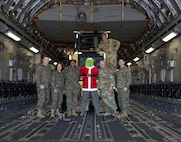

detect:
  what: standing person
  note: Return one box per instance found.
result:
[98,60,118,116]
[97,32,120,72]
[79,57,100,116]
[64,60,80,116]
[116,58,132,117]
[50,62,65,117]
[35,56,51,118]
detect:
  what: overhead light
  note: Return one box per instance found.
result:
[73,31,78,33]
[127,62,132,66]
[73,31,80,34]
[30,47,39,53]
[162,31,178,42]
[133,57,139,62]
[74,51,82,54]
[49,58,52,61]
[5,31,21,41]
[145,47,155,53]
[53,62,57,65]
[105,30,111,34]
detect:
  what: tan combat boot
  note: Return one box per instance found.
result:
[51,109,55,117]
[42,109,48,116]
[72,108,78,116]
[55,109,62,116]
[120,111,128,117]
[37,109,45,118]
[67,110,72,116]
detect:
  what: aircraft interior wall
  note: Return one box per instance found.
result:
[130,38,181,84]
[0,33,35,82]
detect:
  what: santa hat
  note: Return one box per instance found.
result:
[86,57,93,60]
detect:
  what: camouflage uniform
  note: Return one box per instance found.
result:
[63,66,80,113]
[51,70,65,109]
[99,67,117,114]
[35,64,51,110]
[116,66,132,113]
[97,38,120,72]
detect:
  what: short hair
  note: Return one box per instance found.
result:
[101,32,107,37]
[118,57,125,61]
[41,54,49,59]
[99,59,105,63]
[69,59,76,64]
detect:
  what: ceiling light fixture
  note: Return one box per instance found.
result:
[162,31,178,42]
[53,62,57,65]
[30,47,39,53]
[127,62,132,66]
[74,51,82,54]
[145,47,155,53]
[73,31,80,34]
[105,30,111,34]
[5,31,21,41]
[133,57,139,62]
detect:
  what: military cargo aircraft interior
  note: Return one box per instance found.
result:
[0,0,181,142]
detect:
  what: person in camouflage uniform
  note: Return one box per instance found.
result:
[63,60,80,116]
[98,60,118,116]
[50,62,65,117]
[97,32,121,73]
[35,56,52,118]
[115,58,132,117]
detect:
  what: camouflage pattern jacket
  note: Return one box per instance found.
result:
[51,70,65,91]
[97,38,120,58]
[35,64,52,88]
[63,66,80,88]
[98,67,115,90]
[97,38,120,71]
[116,66,132,89]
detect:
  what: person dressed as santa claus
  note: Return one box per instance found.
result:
[79,57,100,116]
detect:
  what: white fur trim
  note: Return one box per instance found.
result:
[87,57,93,60]
[85,65,95,69]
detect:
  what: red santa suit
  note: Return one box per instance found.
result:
[79,65,98,91]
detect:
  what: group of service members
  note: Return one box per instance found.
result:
[35,55,132,118]
[35,32,132,118]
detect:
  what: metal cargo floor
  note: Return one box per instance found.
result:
[0,100,180,142]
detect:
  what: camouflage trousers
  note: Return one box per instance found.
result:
[100,89,117,113]
[65,87,80,111]
[51,90,64,109]
[117,88,130,111]
[80,91,100,114]
[106,55,117,71]
[36,88,50,109]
